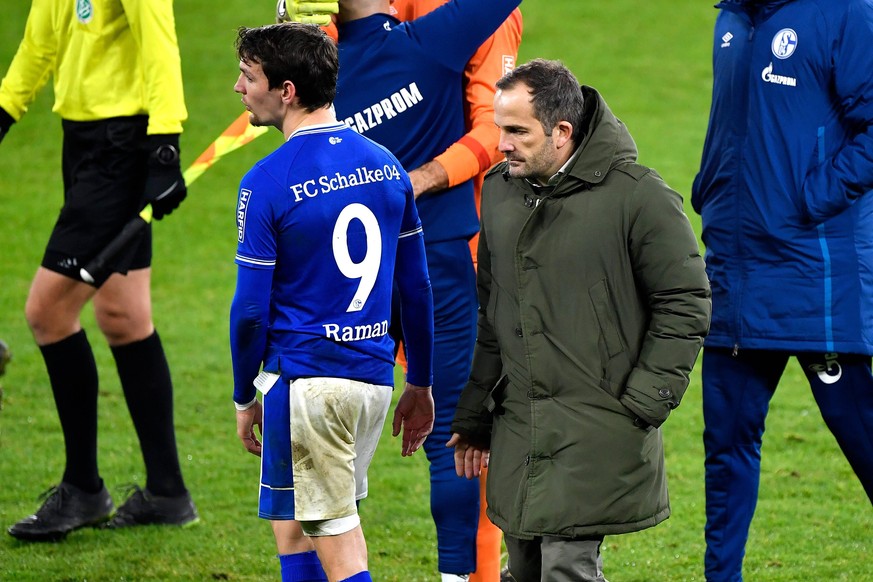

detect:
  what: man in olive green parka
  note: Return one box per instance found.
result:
[448,59,711,582]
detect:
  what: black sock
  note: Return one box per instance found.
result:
[111,331,186,497]
[40,329,102,493]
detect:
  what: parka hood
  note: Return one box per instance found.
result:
[559,85,638,194]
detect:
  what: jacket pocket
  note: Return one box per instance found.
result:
[485,279,500,327]
[589,279,624,358]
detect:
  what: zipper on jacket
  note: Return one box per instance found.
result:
[729,12,755,354]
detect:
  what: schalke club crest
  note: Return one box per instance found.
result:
[771,28,798,59]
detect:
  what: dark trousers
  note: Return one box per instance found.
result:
[504,534,607,582]
[703,348,873,581]
[391,238,479,574]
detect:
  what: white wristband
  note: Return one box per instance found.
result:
[234,396,258,411]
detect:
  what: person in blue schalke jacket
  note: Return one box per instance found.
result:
[332,1,521,580]
[692,0,873,580]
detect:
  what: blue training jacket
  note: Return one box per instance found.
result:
[691,0,873,354]
[334,0,521,244]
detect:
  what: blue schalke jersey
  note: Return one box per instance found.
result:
[235,122,425,386]
[334,0,521,243]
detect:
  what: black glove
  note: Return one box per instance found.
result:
[0,107,15,144]
[143,134,187,220]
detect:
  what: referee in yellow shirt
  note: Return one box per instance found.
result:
[1,0,197,542]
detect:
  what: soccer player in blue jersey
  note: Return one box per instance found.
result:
[228,23,436,582]
[333,1,521,580]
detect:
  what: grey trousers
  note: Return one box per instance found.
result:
[504,534,608,582]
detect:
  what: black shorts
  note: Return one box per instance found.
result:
[43,116,152,283]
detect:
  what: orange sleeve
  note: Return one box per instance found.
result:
[322,20,338,42]
[435,9,523,187]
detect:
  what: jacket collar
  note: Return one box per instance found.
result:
[337,13,399,41]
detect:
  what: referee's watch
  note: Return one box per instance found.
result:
[151,143,180,166]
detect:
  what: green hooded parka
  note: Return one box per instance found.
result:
[451,86,711,539]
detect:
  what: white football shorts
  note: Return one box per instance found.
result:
[258,374,392,522]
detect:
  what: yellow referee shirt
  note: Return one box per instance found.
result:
[0,0,187,135]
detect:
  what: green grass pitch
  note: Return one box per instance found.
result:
[0,1,870,579]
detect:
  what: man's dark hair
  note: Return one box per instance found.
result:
[235,23,337,112]
[496,58,586,143]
